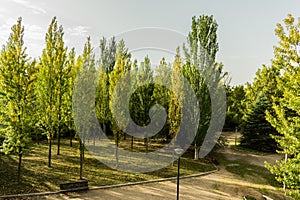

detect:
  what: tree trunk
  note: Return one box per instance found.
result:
[48,137,52,167]
[124,132,126,140]
[57,126,61,155]
[36,132,39,145]
[194,144,199,160]
[82,139,85,160]
[17,153,22,183]
[79,139,83,180]
[144,137,149,153]
[70,131,73,147]
[115,132,119,167]
[131,136,134,150]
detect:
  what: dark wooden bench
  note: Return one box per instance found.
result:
[59,179,89,192]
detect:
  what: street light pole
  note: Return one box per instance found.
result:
[174,148,184,200]
[177,156,180,200]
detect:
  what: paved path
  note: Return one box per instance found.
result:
[45,167,284,200]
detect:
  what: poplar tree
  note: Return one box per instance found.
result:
[96,37,117,135]
[152,58,172,141]
[168,48,183,141]
[62,48,77,147]
[109,40,131,166]
[36,17,68,167]
[0,18,36,182]
[130,56,154,152]
[73,36,97,179]
[182,15,224,159]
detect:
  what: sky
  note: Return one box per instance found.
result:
[1,0,300,85]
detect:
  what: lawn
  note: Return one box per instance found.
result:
[0,138,215,196]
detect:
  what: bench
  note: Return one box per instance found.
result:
[262,195,274,200]
[59,179,89,192]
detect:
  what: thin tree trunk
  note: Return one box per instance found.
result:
[17,153,22,183]
[115,132,119,167]
[144,137,149,153]
[57,126,61,155]
[82,139,85,160]
[131,136,134,150]
[79,139,83,180]
[48,137,52,167]
[194,144,199,160]
[70,131,73,147]
[36,132,39,145]
[124,132,126,140]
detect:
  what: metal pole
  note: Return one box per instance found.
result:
[177,157,180,200]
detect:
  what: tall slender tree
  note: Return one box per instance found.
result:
[0,18,36,182]
[130,56,154,152]
[62,48,77,147]
[109,40,131,166]
[36,17,68,167]
[73,36,97,179]
[168,48,183,141]
[96,37,117,136]
[182,15,225,159]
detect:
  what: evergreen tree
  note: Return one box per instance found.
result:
[0,18,36,182]
[240,93,278,152]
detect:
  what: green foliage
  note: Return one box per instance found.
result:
[36,17,68,139]
[264,14,300,198]
[130,56,154,128]
[152,58,172,140]
[224,85,245,131]
[95,37,117,135]
[168,48,183,141]
[182,15,226,159]
[108,40,131,164]
[0,18,35,155]
[240,93,278,152]
[0,17,36,182]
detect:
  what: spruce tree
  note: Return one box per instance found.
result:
[240,93,278,152]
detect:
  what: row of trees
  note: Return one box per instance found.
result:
[0,15,228,182]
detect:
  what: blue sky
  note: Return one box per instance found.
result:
[1,0,300,85]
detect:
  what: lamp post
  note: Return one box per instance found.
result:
[174,148,184,200]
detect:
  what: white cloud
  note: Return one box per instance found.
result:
[0,18,15,44]
[66,26,90,37]
[0,18,45,57]
[8,0,46,15]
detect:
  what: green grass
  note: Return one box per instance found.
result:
[0,138,214,196]
[215,153,278,187]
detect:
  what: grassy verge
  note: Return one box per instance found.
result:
[214,152,286,199]
[0,139,214,196]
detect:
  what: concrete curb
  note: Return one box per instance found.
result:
[90,169,219,191]
[0,163,219,199]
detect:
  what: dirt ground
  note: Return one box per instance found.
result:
[44,132,287,200]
